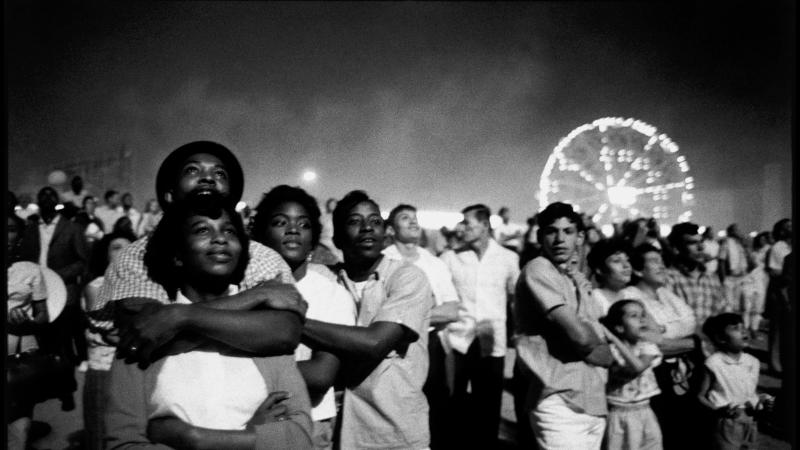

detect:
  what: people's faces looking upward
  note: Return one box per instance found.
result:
[637,250,667,287]
[390,208,422,245]
[539,217,582,265]
[177,209,242,284]
[262,201,315,270]
[170,153,230,204]
[342,201,385,263]
[615,301,648,343]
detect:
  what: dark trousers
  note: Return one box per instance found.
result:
[451,340,504,449]
[423,331,451,450]
[83,369,111,450]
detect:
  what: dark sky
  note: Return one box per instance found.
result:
[6,1,795,231]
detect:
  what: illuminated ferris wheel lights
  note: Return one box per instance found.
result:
[608,185,638,208]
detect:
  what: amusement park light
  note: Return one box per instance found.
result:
[302,170,318,182]
[540,116,695,226]
[607,185,638,208]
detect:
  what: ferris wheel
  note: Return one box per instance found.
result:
[539,117,694,226]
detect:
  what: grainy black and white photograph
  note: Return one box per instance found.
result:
[5,2,795,449]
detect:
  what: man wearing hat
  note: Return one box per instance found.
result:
[90,141,307,365]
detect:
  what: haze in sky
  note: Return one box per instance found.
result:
[7,2,794,232]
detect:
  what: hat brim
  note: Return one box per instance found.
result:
[41,267,66,322]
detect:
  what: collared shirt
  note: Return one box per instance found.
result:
[514,256,608,416]
[38,214,60,268]
[336,257,432,450]
[94,204,125,234]
[703,351,760,409]
[664,265,724,326]
[90,237,294,329]
[440,239,519,357]
[622,285,697,339]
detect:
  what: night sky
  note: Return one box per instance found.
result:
[6,1,794,232]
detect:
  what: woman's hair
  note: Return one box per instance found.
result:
[251,185,322,247]
[144,198,249,299]
[332,190,380,250]
[601,299,643,334]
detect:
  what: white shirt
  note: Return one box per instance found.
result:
[382,244,459,307]
[38,215,60,268]
[95,204,125,234]
[440,239,519,356]
[703,238,720,275]
[149,289,268,430]
[494,222,525,251]
[294,266,357,421]
[767,240,791,276]
[704,352,760,409]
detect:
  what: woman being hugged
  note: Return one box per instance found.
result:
[105,198,312,450]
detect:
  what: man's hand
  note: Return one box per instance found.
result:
[117,303,188,367]
[247,391,291,428]
[251,277,308,317]
[8,305,32,325]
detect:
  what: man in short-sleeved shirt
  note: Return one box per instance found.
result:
[336,257,432,449]
[302,191,433,449]
[514,202,612,450]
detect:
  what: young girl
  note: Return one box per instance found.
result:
[105,200,312,449]
[698,313,773,449]
[601,299,664,449]
[252,185,356,449]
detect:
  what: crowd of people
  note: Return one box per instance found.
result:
[6,140,794,450]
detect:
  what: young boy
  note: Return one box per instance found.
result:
[698,313,774,449]
[601,299,663,450]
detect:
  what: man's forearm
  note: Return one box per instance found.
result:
[184,308,302,355]
[302,319,401,361]
[584,342,613,367]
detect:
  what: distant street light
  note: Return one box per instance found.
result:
[302,170,317,183]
